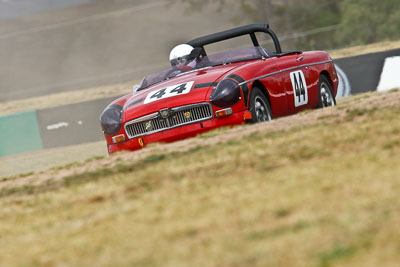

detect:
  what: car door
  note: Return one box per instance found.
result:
[276,53,313,113]
[254,56,289,117]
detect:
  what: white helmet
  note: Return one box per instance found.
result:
[169,44,194,66]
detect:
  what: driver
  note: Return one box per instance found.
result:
[169,44,196,71]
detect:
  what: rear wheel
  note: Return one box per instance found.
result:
[248,87,273,123]
[318,75,336,108]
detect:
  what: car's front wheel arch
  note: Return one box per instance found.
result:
[248,83,273,123]
[320,70,333,88]
[250,80,272,109]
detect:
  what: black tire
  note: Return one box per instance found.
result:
[318,75,336,108]
[248,87,273,123]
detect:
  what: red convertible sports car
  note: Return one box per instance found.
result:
[100,24,338,154]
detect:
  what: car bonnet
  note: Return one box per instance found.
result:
[122,63,246,121]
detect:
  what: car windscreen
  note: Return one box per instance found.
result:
[138,46,269,90]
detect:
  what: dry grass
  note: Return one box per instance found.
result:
[0,141,107,179]
[0,90,400,266]
[329,39,400,59]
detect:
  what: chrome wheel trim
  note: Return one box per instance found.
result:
[320,82,335,107]
[254,96,271,122]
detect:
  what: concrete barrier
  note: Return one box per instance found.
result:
[377,56,400,91]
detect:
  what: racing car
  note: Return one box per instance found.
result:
[100,23,338,154]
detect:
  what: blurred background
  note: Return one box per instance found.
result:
[0,0,230,102]
[1,0,399,103]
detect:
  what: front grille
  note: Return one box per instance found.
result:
[124,103,213,139]
[125,116,168,138]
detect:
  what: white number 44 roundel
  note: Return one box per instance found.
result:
[290,70,308,107]
[144,81,194,104]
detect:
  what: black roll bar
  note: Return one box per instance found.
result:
[187,23,282,53]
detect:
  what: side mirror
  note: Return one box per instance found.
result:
[132,85,140,93]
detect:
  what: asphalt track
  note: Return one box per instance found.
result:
[37,96,116,149]
[334,48,400,94]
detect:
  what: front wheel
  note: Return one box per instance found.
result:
[318,75,336,108]
[248,87,273,123]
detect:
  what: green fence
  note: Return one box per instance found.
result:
[0,110,43,157]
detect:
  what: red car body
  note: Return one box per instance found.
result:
[100,24,338,154]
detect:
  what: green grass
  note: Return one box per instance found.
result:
[0,91,400,266]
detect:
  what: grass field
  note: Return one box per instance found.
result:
[0,90,399,266]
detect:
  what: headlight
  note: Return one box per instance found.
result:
[100,104,123,136]
[210,78,241,108]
